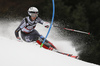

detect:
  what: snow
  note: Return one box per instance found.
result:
[0,37,98,66]
[0,20,99,66]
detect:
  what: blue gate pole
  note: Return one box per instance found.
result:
[40,0,55,47]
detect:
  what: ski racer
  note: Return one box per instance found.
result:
[14,7,78,58]
[15,7,50,44]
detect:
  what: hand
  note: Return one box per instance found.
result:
[43,22,50,28]
[17,37,21,40]
[45,25,49,28]
[17,37,22,42]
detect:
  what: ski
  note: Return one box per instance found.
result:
[56,51,78,59]
[36,39,78,59]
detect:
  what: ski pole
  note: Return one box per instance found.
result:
[53,26,90,35]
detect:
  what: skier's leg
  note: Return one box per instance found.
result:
[29,29,41,41]
[37,35,57,50]
[20,29,40,42]
[21,31,33,42]
[38,35,51,47]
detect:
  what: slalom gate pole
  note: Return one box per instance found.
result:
[54,26,90,35]
[40,0,55,47]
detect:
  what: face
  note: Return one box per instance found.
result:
[31,16,36,20]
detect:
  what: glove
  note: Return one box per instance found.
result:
[43,22,50,28]
[17,37,21,40]
[17,37,22,42]
[45,25,49,28]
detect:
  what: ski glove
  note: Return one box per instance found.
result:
[17,37,21,40]
[17,37,22,42]
[45,25,49,28]
[43,22,50,28]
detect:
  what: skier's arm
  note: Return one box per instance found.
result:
[15,19,26,38]
[43,22,50,28]
[15,27,21,38]
[37,17,50,28]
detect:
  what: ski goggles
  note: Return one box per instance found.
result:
[30,13,38,17]
[29,11,39,14]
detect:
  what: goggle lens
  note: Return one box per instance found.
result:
[29,11,39,14]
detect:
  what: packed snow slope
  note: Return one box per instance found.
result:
[0,20,99,66]
[0,37,99,66]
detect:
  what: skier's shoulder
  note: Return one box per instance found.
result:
[23,16,29,20]
[21,16,29,20]
[36,17,42,21]
[22,16,29,23]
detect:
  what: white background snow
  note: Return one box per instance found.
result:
[0,20,99,66]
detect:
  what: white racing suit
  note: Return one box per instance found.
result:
[15,16,49,42]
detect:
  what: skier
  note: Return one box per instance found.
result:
[14,7,78,58]
[15,7,57,50]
